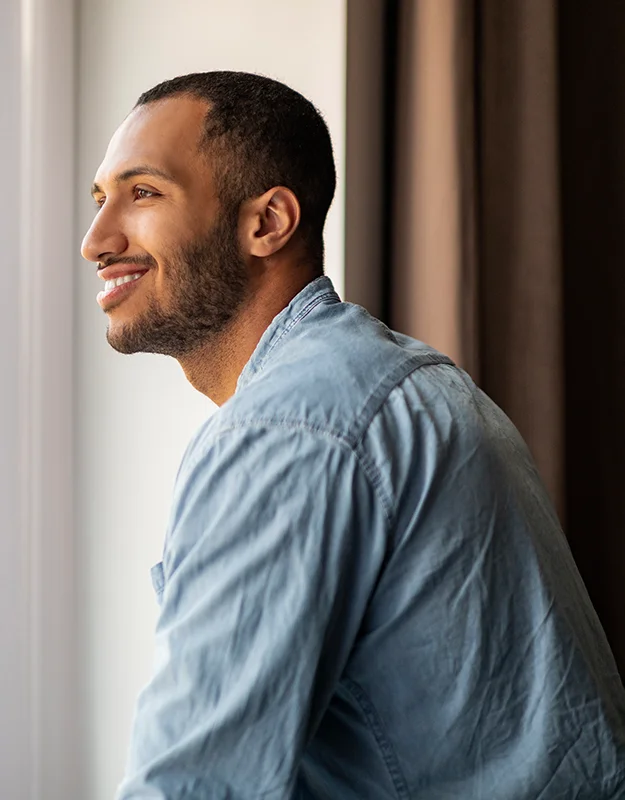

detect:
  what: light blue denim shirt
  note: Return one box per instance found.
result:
[118,277,625,799]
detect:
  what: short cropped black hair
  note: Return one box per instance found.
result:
[135,71,336,273]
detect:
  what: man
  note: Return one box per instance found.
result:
[82,72,625,799]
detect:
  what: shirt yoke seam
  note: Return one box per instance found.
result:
[193,417,395,528]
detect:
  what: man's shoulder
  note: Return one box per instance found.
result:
[218,300,456,447]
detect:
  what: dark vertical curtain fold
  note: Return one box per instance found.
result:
[378,0,625,674]
[559,2,625,676]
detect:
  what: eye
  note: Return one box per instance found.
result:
[93,196,105,210]
[134,187,158,200]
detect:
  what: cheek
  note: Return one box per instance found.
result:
[131,214,181,280]
[133,212,171,258]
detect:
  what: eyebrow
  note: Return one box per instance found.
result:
[90,165,179,197]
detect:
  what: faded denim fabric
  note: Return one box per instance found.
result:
[117,277,625,799]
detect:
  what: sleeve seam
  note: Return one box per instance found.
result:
[342,677,411,800]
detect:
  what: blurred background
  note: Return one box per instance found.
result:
[2,1,624,798]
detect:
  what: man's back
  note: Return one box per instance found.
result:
[121,277,625,798]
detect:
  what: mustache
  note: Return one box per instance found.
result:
[97,254,157,271]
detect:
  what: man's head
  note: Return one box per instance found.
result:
[81,71,336,358]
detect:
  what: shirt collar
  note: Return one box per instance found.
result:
[236,275,340,393]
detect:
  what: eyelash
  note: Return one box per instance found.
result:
[135,187,157,200]
[93,187,158,209]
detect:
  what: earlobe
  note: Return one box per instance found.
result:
[245,186,301,259]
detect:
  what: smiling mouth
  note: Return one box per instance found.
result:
[97,271,147,309]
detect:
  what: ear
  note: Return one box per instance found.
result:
[240,186,301,258]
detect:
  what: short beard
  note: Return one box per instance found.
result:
[106,211,249,358]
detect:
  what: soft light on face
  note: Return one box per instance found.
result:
[81,96,250,357]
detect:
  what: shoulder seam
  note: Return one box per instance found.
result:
[346,355,456,446]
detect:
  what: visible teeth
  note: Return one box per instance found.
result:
[104,272,144,292]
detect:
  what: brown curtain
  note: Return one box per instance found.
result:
[366,0,625,674]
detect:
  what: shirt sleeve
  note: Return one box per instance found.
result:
[116,422,388,800]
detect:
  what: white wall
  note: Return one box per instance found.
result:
[76,2,347,797]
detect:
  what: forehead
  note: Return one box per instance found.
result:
[95,96,209,186]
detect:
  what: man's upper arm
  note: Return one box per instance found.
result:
[116,422,388,800]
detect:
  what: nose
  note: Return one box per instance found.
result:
[81,204,129,263]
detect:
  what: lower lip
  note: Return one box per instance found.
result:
[97,272,148,310]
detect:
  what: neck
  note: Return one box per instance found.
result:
[177,267,317,404]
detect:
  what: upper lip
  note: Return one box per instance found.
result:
[98,265,150,281]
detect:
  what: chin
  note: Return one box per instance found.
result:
[106,335,140,355]
[105,321,143,355]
